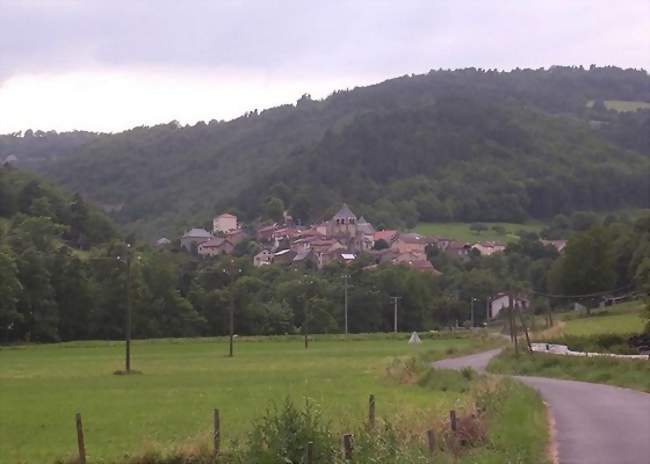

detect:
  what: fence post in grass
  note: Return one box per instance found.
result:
[75,412,86,464]
[426,429,435,454]
[449,410,457,432]
[343,433,353,461]
[368,394,375,429]
[306,441,314,464]
[213,408,220,459]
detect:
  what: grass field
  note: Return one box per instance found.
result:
[413,222,543,243]
[559,301,646,337]
[0,334,500,463]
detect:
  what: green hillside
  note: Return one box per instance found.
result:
[1,66,649,238]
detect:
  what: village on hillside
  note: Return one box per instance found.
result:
[160,204,568,321]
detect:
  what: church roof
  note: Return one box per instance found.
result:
[332,203,357,220]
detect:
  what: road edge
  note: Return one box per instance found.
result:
[543,400,559,464]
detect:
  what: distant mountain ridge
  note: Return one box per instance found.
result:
[1,65,649,238]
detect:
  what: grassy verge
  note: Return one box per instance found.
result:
[488,349,650,392]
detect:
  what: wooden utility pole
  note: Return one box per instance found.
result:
[509,294,519,356]
[229,304,234,357]
[304,304,309,350]
[517,303,532,353]
[390,296,402,333]
[470,297,476,327]
[125,251,132,373]
[342,274,350,334]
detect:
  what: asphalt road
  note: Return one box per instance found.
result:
[432,350,650,464]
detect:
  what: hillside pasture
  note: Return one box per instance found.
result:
[560,302,646,337]
[587,99,650,112]
[1,334,497,463]
[413,222,543,243]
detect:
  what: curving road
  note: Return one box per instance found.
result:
[432,350,650,464]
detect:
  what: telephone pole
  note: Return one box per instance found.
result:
[390,296,402,333]
[125,252,132,373]
[470,297,477,327]
[342,274,350,334]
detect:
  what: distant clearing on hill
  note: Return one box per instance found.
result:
[587,99,650,112]
[413,222,543,243]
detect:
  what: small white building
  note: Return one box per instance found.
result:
[213,213,238,234]
[488,293,530,320]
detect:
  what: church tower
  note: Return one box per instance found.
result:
[328,203,358,238]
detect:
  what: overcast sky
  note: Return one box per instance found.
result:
[0,1,648,133]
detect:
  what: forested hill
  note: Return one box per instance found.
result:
[0,166,116,248]
[234,98,649,229]
[2,66,650,238]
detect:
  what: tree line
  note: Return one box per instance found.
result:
[1,167,648,343]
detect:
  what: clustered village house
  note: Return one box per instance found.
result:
[169,204,566,282]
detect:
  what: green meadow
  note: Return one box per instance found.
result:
[587,99,650,112]
[560,303,646,337]
[1,335,499,463]
[413,222,543,243]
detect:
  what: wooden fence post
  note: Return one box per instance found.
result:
[306,441,314,464]
[449,410,457,432]
[426,429,435,454]
[343,433,353,461]
[75,412,86,464]
[213,408,220,459]
[368,394,375,429]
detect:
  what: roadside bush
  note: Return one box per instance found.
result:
[243,398,337,464]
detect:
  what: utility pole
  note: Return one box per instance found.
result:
[509,293,519,356]
[125,250,132,373]
[390,296,402,333]
[223,259,241,358]
[229,304,234,357]
[92,247,138,374]
[342,274,350,334]
[470,297,476,328]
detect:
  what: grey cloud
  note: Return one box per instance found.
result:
[0,0,648,82]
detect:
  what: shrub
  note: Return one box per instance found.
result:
[243,397,337,464]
